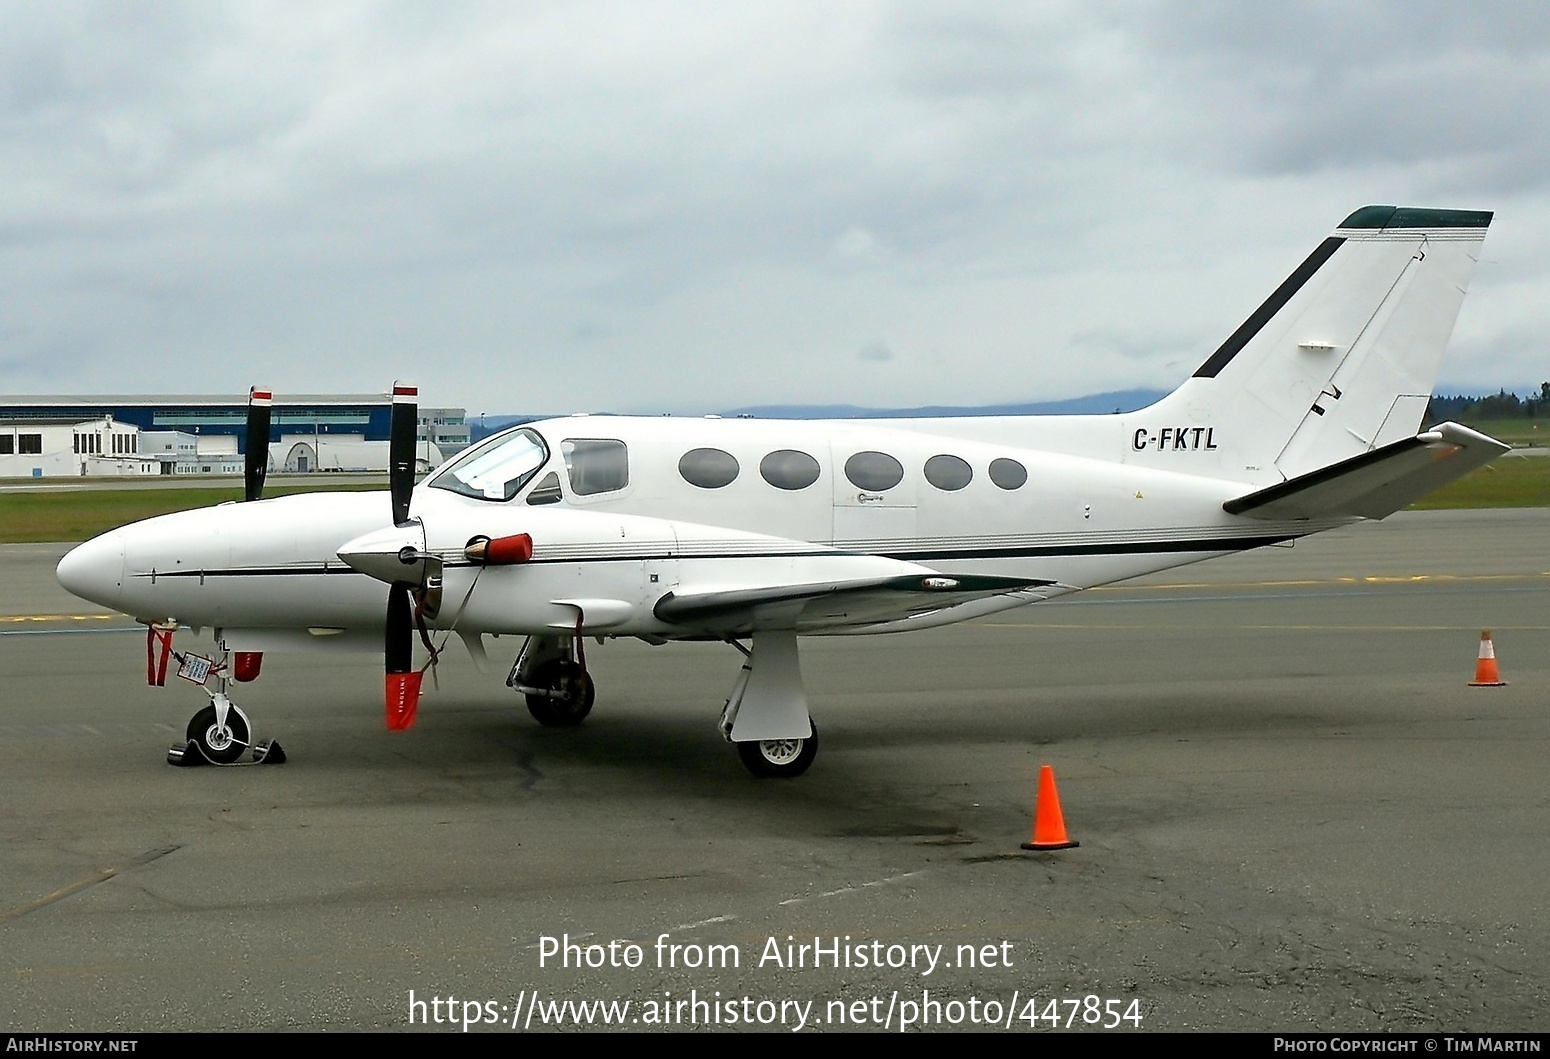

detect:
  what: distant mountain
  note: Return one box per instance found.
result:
[468,415,542,442]
[468,388,1170,441]
[722,388,1169,420]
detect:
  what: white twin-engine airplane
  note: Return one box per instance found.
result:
[57,205,1507,777]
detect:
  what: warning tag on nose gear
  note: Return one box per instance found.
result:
[177,654,214,686]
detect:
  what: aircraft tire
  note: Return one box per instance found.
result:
[186,705,251,765]
[736,724,818,778]
[524,660,594,727]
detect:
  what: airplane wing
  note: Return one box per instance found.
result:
[1224,422,1509,521]
[653,573,1054,636]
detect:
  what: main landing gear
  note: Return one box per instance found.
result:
[508,629,821,778]
[508,635,595,727]
[735,725,820,779]
[720,632,818,779]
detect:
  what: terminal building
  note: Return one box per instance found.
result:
[0,395,468,479]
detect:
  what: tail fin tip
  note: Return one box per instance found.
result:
[1339,205,1493,231]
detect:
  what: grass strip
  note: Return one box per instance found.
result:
[1407,453,1550,510]
[0,483,384,544]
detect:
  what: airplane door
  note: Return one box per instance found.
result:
[832,445,917,550]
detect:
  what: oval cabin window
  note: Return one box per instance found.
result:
[923,454,973,491]
[844,451,904,492]
[989,457,1028,490]
[760,449,821,491]
[679,448,740,489]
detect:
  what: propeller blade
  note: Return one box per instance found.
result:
[244,388,272,502]
[390,383,417,526]
[382,385,424,727]
[385,582,421,730]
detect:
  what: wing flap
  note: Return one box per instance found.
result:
[1224,422,1509,520]
[654,573,1053,635]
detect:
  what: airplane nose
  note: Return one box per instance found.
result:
[57,533,125,610]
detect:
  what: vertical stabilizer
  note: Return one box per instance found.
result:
[1136,206,1490,482]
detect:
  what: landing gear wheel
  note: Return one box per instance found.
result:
[186,705,251,765]
[736,723,818,778]
[524,659,595,727]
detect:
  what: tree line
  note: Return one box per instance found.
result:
[1427,383,1550,422]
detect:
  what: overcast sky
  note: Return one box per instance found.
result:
[3,2,1548,413]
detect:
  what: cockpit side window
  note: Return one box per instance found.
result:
[426,427,549,502]
[562,439,629,496]
[526,471,564,505]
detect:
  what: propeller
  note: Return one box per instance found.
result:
[243,388,272,502]
[339,384,536,731]
[384,383,423,730]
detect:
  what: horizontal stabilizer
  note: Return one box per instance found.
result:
[1224,422,1509,521]
[654,573,1052,635]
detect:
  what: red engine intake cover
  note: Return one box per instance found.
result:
[467,533,533,565]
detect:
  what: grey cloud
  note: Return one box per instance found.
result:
[0,3,1541,412]
[1071,328,1203,365]
[1126,3,1550,191]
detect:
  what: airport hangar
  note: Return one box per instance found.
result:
[0,394,469,479]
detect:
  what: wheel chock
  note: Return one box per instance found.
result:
[167,741,205,767]
[167,739,287,767]
[252,740,287,765]
[1021,764,1079,851]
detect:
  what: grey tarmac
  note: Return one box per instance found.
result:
[1,509,1547,1032]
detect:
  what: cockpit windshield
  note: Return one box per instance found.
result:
[426,427,550,502]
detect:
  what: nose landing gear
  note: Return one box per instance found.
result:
[147,627,287,767]
[168,691,286,766]
[186,697,251,764]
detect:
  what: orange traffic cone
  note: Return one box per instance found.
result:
[1470,629,1507,687]
[1021,765,1079,851]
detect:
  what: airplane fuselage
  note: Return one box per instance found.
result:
[58,413,1335,648]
